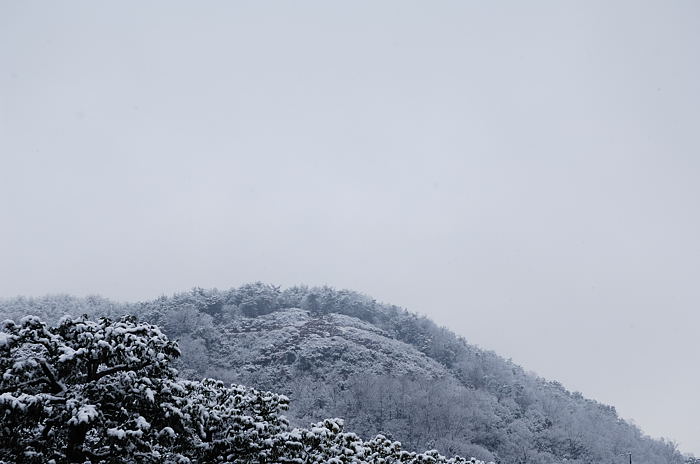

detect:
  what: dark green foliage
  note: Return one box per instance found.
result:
[0,315,184,463]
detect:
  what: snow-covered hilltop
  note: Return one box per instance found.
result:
[0,284,688,464]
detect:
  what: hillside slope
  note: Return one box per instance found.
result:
[0,284,686,464]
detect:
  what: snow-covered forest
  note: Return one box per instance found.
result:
[0,314,485,464]
[0,284,689,464]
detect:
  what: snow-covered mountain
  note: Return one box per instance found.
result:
[0,284,688,464]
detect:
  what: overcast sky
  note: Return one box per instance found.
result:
[1,0,698,455]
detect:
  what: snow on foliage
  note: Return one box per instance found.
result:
[218,308,446,381]
[0,286,688,464]
[0,315,493,464]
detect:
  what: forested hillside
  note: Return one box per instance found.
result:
[0,284,687,464]
[0,314,486,464]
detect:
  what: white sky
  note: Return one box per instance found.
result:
[1,0,698,455]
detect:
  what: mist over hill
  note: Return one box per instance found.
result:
[0,284,688,464]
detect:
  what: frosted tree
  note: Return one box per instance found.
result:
[0,315,186,463]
